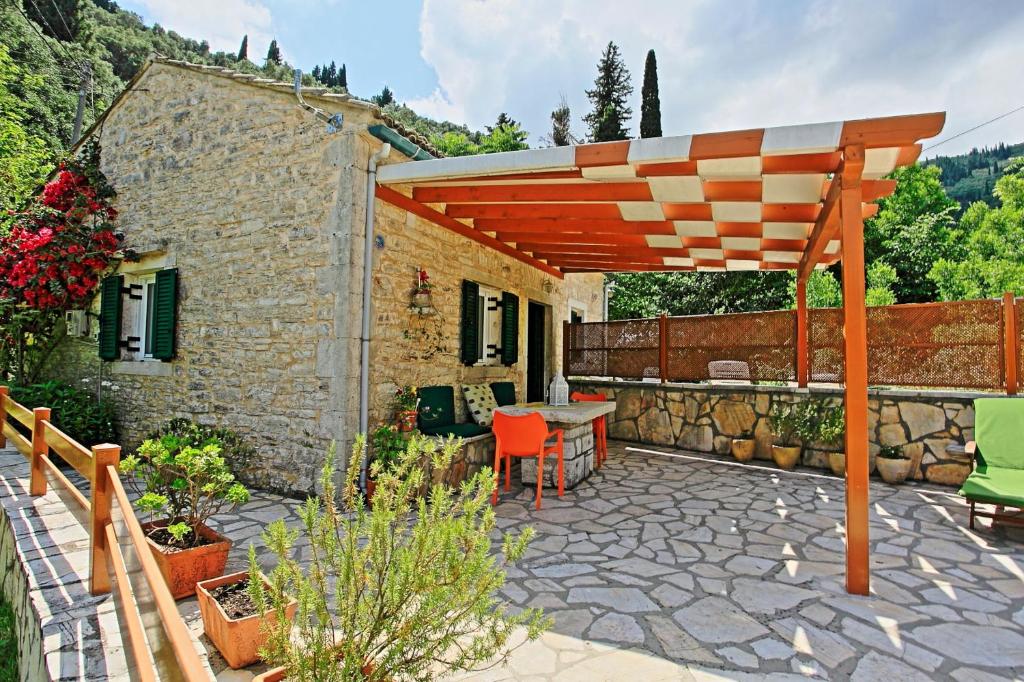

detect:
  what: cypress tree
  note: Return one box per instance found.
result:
[583,42,633,142]
[326,61,337,86]
[550,97,572,146]
[265,39,282,65]
[237,34,248,61]
[640,49,662,138]
[372,86,394,107]
[339,64,347,88]
[311,65,321,82]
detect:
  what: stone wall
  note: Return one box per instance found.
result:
[0,505,46,682]
[570,380,981,486]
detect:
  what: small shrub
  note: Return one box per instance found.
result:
[5,380,116,445]
[878,445,907,460]
[145,418,256,483]
[368,424,404,477]
[807,400,845,450]
[250,435,549,680]
[393,385,418,411]
[119,434,250,547]
[769,402,805,447]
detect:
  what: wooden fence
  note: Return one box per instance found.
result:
[564,294,1022,393]
[0,386,210,682]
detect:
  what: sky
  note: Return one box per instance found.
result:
[117,0,1024,158]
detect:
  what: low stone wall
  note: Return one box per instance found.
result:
[0,505,46,682]
[569,380,982,486]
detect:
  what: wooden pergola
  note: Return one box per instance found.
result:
[375,112,946,595]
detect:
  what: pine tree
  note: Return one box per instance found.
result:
[639,49,662,138]
[487,113,519,135]
[265,39,282,65]
[339,64,347,89]
[583,42,633,142]
[550,97,573,147]
[372,85,395,107]
[311,65,321,83]
[237,35,248,61]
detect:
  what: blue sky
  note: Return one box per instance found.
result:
[118,1,1024,157]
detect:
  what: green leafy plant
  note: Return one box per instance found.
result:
[119,435,249,547]
[4,380,116,445]
[805,400,845,450]
[878,445,907,460]
[769,402,806,447]
[393,385,418,412]
[145,418,257,484]
[368,424,404,478]
[249,436,549,681]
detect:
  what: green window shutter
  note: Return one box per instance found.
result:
[501,292,519,366]
[460,280,480,366]
[98,275,123,361]
[151,268,178,361]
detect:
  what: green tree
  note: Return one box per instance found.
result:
[609,272,793,319]
[429,131,478,157]
[338,62,346,88]
[371,84,394,106]
[24,0,79,40]
[549,96,573,146]
[237,34,247,61]
[863,164,959,302]
[265,38,281,65]
[0,43,51,215]
[480,121,528,153]
[865,261,898,306]
[583,41,632,142]
[929,158,1024,300]
[787,270,842,309]
[639,49,662,138]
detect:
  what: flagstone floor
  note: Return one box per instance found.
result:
[204,441,1024,682]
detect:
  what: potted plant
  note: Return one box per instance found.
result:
[730,428,756,463]
[196,547,297,669]
[768,402,805,470]
[810,402,846,476]
[394,385,419,432]
[366,424,404,503]
[249,436,550,681]
[877,445,912,484]
[411,267,433,309]
[120,435,250,599]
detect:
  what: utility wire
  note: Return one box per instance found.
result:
[924,104,1024,153]
[12,0,82,72]
[47,0,75,43]
[26,0,80,66]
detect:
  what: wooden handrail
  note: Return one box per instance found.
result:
[104,523,159,682]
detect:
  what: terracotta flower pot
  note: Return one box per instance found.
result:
[771,445,801,471]
[828,451,846,477]
[877,457,912,484]
[141,520,232,599]
[731,439,756,463]
[397,410,418,432]
[197,571,297,669]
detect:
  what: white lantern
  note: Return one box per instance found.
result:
[548,373,569,406]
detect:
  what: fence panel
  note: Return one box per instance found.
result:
[567,297,1010,391]
[666,310,795,382]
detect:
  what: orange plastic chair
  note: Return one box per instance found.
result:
[491,412,564,510]
[571,391,608,469]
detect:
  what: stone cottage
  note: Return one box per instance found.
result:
[49,58,605,494]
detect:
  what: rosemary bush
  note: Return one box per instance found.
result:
[249,435,549,681]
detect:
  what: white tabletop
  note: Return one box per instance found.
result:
[494,402,616,425]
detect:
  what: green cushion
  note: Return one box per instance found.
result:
[490,382,517,407]
[418,386,455,430]
[974,398,1024,469]
[421,423,490,438]
[960,467,1024,508]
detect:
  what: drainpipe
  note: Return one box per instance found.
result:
[359,142,392,487]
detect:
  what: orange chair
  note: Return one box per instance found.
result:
[491,412,564,510]
[571,391,608,469]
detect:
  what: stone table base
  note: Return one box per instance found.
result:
[521,421,595,489]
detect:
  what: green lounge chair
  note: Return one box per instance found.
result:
[959,398,1024,530]
[416,386,490,438]
[489,381,517,407]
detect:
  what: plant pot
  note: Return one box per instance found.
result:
[877,457,912,484]
[731,439,755,463]
[197,571,297,669]
[771,445,801,471]
[141,520,232,599]
[397,410,418,432]
[828,451,846,477]
[412,291,432,308]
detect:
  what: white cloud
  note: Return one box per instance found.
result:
[130,0,276,60]
[415,0,1024,155]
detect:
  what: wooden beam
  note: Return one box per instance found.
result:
[543,254,671,266]
[375,185,563,279]
[796,273,808,387]
[520,244,690,257]
[839,112,946,148]
[558,262,695,272]
[475,219,677,235]
[414,182,652,203]
[798,146,865,279]
[494,232,650,246]
[837,144,870,597]
[1004,291,1018,395]
[446,203,622,220]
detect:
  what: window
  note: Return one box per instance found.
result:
[460,280,519,367]
[98,267,178,362]
[475,285,502,366]
[135,273,157,358]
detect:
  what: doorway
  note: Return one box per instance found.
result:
[526,302,547,402]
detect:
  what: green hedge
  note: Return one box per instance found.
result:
[5,381,117,447]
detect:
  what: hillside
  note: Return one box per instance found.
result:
[924,141,1024,207]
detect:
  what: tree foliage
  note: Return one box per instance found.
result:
[583,41,632,142]
[609,271,793,319]
[548,96,573,146]
[0,42,51,214]
[371,85,395,107]
[236,34,247,61]
[639,49,661,138]
[265,38,281,65]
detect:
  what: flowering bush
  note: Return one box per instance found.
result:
[394,385,418,411]
[0,140,120,311]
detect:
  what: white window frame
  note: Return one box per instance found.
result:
[475,284,503,367]
[132,272,158,360]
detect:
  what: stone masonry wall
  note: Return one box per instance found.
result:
[45,63,375,495]
[570,380,981,486]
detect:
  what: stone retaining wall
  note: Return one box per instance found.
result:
[569,380,983,486]
[0,505,46,682]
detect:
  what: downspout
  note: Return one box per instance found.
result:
[359,142,392,488]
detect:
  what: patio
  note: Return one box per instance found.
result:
[198,440,1024,681]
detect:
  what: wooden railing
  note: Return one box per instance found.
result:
[0,386,210,681]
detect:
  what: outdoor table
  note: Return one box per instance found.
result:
[494,402,617,490]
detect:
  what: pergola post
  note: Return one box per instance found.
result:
[796,274,809,387]
[838,144,870,596]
